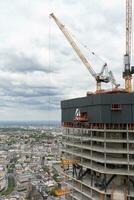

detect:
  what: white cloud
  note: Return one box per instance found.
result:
[0,0,129,120]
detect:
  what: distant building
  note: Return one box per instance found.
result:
[27,185,43,200]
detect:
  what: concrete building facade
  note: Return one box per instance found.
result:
[61,92,134,200]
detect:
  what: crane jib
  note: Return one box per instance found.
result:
[50,13,120,91]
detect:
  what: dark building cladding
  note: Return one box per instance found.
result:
[61,92,134,124]
[61,92,134,199]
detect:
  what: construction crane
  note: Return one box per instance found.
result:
[50,13,120,92]
[123,0,134,92]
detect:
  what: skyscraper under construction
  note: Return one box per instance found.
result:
[51,0,134,199]
[61,92,134,200]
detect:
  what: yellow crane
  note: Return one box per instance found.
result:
[50,13,120,93]
[123,0,134,92]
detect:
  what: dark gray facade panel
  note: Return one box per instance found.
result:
[61,92,134,124]
[62,108,75,122]
[95,105,102,123]
[101,105,111,123]
[86,96,93,105]
[111,93,130,104]
[61,93,134,108]
[111,111,122,123]
[122,105,132,123]
[79,106,89,113]
[73,99,85,107]
[110,107,132,123]
[132,105,134,122]
[92,94,101,105]
[88,106,101,123]
[101,94,112,105]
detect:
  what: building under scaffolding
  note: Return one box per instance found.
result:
[61,92,134,200]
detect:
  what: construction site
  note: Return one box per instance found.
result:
[50,0,134,199]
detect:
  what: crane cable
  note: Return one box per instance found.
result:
[67,28,121,87]
[130,0,133,64]
[131,1,134,88]
[68,28,107,66]
[48,14,52,127]
[66,26,121,87]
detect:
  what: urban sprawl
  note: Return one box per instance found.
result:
[0,126,69,200]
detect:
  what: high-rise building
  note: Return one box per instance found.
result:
[61,92,134,200]
[50,1,134,199]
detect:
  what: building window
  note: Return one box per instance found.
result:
[111,104,122,111]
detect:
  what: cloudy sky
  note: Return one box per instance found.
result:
[0,0,130,121]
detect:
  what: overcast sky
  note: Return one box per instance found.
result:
[0,0,131,121]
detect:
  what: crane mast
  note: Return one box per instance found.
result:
[50,13,120,92]
[123,0,133,92]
